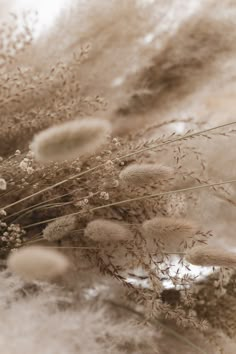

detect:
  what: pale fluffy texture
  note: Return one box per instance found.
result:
[7,246,70,281]
[31,119,111,162]
[1,1,236,353]
[142,217,196,252]
[43,215,77,241]
[119,164,173,186]
[85,219,133,242]
[0,271,159,354]
[186,246,236,267]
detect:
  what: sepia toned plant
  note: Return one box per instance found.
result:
[1,1,236,353]
[7,245,70,281]
[31,118,111,162]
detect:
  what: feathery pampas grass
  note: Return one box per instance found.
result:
[31,118,111,162]
[7,246,70,281]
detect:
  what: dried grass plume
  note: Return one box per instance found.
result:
[142,217,196,251]
[85,219,133,242]
[43,215,77,242]
[119,163,173,186]
[31,118,111,162]
[186,246,236,267]
[7,246,70,281]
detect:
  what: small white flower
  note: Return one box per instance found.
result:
[26,167,34,174]
[0,178,7,190]
[105,160,114,171]
[19,160,29,171]
[0,209,7,216]
[100,192,109,200]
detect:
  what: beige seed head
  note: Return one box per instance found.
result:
[119,163,173,186]
[43,215,77,242]
[0,178,7,190]
[85,219,133,242]
[142,217,196,251]
[7,246,70,281]
[185,246,236,267]
[31,118,111,162]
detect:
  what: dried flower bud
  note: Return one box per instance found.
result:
[142,217,196,251]
[0,209,7,216]
[100,191,109,200]
[43,215,77,242]
[185,246,236,267]
[0,178,7,190]
[85,219,133,242]
[7,246,70,281]
[31,118,111,162]
[119,163,173,186]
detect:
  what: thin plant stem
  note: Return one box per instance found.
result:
[3,121,236,211]
[4,187,86,221]
[24,178,236,229]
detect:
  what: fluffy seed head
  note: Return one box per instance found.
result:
[0,178,7,190]
[185,246,236,267]
[7,246,70,281]
[31,118,111,162]
[142,217,196,251]
[43,215,77,242]
[85,219,133,242]
[119,163,173,186]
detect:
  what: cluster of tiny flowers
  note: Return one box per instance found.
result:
[19,152,35,174]
[0,219,26,253]
[74,198,89,209]
[112,137,121,148]
[104,160,114,171]
[100,191,109,200]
